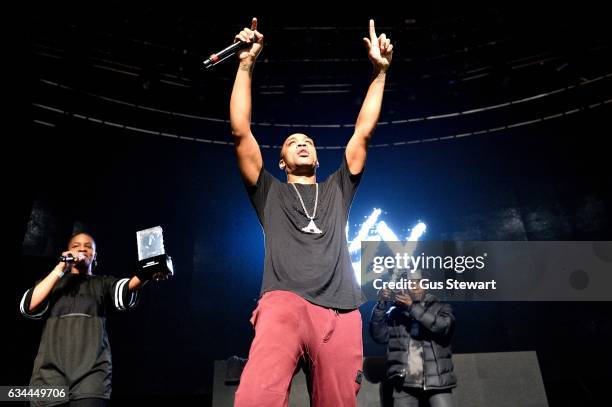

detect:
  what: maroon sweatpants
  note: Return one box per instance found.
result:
[234,290,363,407]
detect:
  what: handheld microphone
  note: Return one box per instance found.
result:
[59,253,85,263]
[203,40,250,69]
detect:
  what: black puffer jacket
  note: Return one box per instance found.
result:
[369,294,457,390]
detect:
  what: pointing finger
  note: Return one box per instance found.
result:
[369,19,377,42]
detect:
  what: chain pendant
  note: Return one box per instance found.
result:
[301,219,322,234]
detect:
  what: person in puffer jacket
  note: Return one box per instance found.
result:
[369,271,457,407]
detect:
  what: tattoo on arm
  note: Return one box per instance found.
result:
[240,62,254,73]
[373,71,386,83]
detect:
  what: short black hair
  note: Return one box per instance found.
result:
[280,133,315,159]
[68,232,96,248]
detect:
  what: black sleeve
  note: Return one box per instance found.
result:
[329,155,363,215]
[369,302,390,344]
[19,282,49,320]
[246,167,276,225]
[408,301,455,337]
[104,276,139,311]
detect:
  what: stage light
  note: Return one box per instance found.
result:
[348,209,427,284]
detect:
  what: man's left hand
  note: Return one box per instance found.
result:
[363,19,393,71]
[395,292,413,307]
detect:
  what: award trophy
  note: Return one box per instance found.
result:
[136,226,174,281]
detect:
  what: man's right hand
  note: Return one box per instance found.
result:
[235,17,263,62]
[55,250,84,272]
[55,250,73,272]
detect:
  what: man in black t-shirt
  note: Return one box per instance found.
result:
[20,232,164,407]
[229,17,393,407]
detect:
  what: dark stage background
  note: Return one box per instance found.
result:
[7,3,612,406]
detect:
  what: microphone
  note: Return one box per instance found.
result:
[59,253,85,263]
[203,40,251,69]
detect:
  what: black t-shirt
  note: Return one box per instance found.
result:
[20,273,138,405]
[247,157,365,310]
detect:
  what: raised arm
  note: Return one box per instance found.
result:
[345,19,393,175]
[230,17,265,186]
[26,264,64,314]
[26,248,80,313]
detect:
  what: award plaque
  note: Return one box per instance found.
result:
[136,226,174,281]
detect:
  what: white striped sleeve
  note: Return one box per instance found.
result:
[113,278,139,311]
[19,288,49,319]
